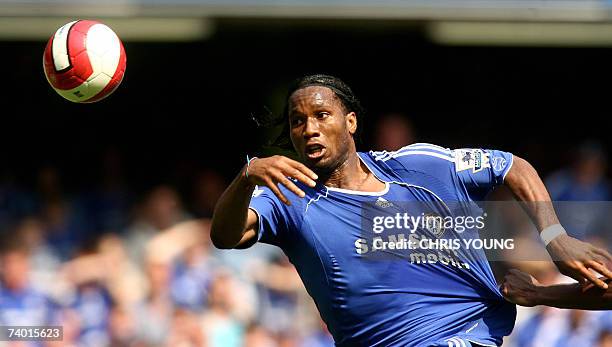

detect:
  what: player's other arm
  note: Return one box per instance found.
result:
[210,156,317,249]
[504,155,612,289]
[502,269,612,310]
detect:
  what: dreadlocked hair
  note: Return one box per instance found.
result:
[252,74,365,154]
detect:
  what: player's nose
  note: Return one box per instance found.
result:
[303,117,320,138]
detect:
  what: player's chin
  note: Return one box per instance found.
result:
[302,155,328,170]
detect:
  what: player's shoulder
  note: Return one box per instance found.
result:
[364,143,459,186]
[368,143,456,167]
[367,143,511,176]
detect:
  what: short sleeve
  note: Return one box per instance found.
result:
[453,148,514,198]
[248,185,288,246]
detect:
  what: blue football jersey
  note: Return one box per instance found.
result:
[249,143,516,347]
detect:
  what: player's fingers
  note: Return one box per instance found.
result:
[275,174,306,198]
[559,263,587,285]
[592,252,608,266]
[284,167,317,188]
[287,159,318,181]
[578,264,609,290]
[586,260,612,281]
[264,178,290,205]
[576,275,588,287]
[594,247,612,264]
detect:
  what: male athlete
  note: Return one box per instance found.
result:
[211,74,612,347]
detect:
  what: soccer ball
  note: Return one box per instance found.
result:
[43,20,126,103]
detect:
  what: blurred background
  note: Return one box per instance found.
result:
[2,0,612,346]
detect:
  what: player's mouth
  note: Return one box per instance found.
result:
[305,143,326,160]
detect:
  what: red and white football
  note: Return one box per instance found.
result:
[43,20,127,103]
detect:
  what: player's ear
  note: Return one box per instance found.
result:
[346,112,357,135]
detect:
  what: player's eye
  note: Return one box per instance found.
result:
[316,112,329,119]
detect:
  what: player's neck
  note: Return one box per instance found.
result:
[323,152,385,192]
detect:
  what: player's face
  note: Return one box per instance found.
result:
[288,86,357,173]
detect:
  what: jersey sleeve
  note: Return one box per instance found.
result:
[452,148,514,198]
[248,185,289,246]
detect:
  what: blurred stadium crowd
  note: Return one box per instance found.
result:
[1,113,612,347]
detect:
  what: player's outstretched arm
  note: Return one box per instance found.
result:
[504,155,612,289]
[501,269,612,310]
[210,168,259,249]
[211,155,317,249]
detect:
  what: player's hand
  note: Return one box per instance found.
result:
[244,155,318,205]
[547,234,612,290]
[501,269,542,307]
